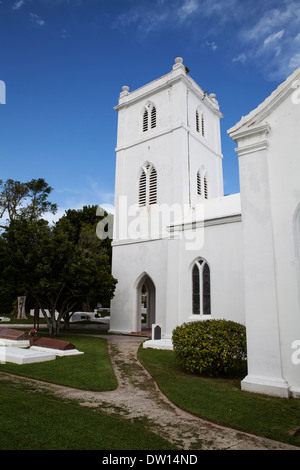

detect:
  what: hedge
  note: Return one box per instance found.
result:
[172,319,247,376]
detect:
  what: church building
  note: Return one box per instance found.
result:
[109,57,300,399]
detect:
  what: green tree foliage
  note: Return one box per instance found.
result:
[56,205,112,260]
[0,213,117,336]
[0,178,57,229]
[172,320,247,376]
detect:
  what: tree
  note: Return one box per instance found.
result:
[55,204,113,313]
[0,177,57,315]
[0,216,117,336]
[56,205,112,261]
[0,178,57,229]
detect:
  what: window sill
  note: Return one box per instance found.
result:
[188,315,211,321]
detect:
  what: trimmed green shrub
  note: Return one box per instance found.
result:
[172,319,247,376]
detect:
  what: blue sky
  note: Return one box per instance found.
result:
[1,0,300,222]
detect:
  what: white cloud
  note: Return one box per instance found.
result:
[263,29,285,47]
[29,12,45,26]
[178,0,199,21]
[205,40,218,51]
[12,0,25,10]
[232,53,247,64]
[243,5,296,42]
[113,0,238,35]
[143,11,169,34]
[289,53,300,70]
[232,1,300,80]
[61,28,70,39]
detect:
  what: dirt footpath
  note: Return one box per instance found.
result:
[1,334,299,450]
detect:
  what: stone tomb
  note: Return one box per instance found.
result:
[0,328,83,364]
[0,346,56,365]
[30,337,83,356]
[0,327,30,347]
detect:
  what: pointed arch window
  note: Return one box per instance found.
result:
[142,103,157,132]
[139,163,157,207]
[192,259,211,316]
[197,169,209,199]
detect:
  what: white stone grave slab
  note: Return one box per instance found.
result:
[0,346,56,364]
[30,346,84,357]
[0,338,30,348]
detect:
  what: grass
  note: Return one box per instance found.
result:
[0,335,117,391]
[0,328,177,450]
[138,345,300,448]
[1,322,300,449]
[0,377,177,450]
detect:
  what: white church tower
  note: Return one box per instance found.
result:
[109,57,300,399]
[110,58,243,337]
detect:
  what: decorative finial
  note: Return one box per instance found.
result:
[209,93,218,104]
[119,85,130,99]
[175,57,183,64]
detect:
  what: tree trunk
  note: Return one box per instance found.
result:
[17,296,27,319]
[39,305,60,337]
[82,299,93,312]
[49,323,60,337]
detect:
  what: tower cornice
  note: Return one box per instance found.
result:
[115,58,222,117]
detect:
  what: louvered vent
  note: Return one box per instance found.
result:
[139,163,157,207]
[143,109,148,132]
[201,115,205,137]
[197,171,201,196]
[149,167,157,205]
[139,169,147,206]
[204,176,208,199]
[196,111,199,133]
[151,106,156,129]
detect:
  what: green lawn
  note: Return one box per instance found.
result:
[138,345,300,448]
[1,327,300,449]
[0,331,177,450]
[0,335,117,391]
[0,377,177,450]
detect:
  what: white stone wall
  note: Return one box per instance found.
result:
[229,67,300,397]
[110,238,169,334]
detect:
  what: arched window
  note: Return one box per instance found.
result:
[142,103,157,132]
[139,163,157,207]
[192,259,211,315]
[197,169,209,199]
[196,109,205,137]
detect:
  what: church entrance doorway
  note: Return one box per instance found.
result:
[136,273,156,334]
